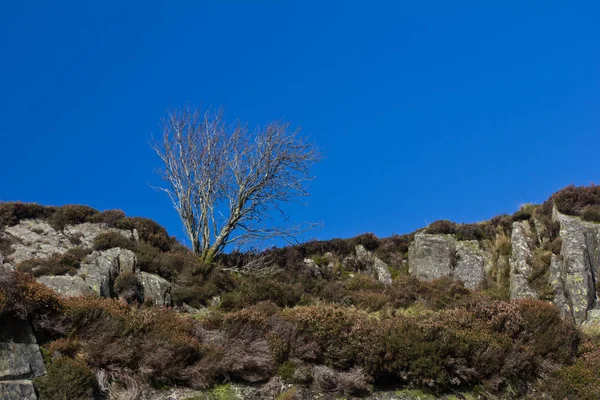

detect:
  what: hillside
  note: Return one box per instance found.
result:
[1,185,600,399]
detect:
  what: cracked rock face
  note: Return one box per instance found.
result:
[549,209,600,325]
[509,221,537,300]
[408,233,485,290]
[0,316,45,400]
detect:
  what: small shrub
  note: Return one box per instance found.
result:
[114,271,144,303]
[93,231,137,251]
[425,220,456,235]
[115,217,174,251]
[455,222,494,241]
[350,233,380,252]
[87,209,127,226]
[46,338,81,358]
[552,184,600,216]
[490,214,513,235]
[512,203,537,222]
[35,356,96,400]
[0,233,17,256]
[0,271,63,320]
[528,249,554,300]
[582,205,600,223]
[0,202,54,228]
[49,205,99,231]
[539,341,600,400]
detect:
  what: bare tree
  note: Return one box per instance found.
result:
[151,106,320,263]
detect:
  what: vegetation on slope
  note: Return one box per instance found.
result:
[1,184,600,398]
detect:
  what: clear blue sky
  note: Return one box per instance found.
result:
[1,1,599,246]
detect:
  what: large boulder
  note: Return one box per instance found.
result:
[140,272,173,306]
[408,233,485,289]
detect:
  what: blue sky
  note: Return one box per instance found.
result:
[1,1,599,247]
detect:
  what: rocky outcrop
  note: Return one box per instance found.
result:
[0,316,45,400]
[79,248,137,297]
[140,272,173,306]
[355,245,392,284]
[4,219,137,265]
[408,233,486,289]
[509,221,537,300]
[549,209,600,325]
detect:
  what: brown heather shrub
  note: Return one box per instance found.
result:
[46,338,82,358]
[0,202,55,228]
[271,302,575,391]
[48,204,99,231]
[528,249,554,300]
[93,231,137,251]
[220,278,304,310]
[552,184,600,216]
[581,205,600,222]
[114,271,144,303]
[87,209,127,226]
[35,356,97,400]
[490,214,513,235]
[536,339,600,400]
[0,271,63,321]
[115,216,174,251]
[0,233,17,256]
[61,296,204,386]
[426,220,493,241]
[511,203,537,222]
[426,220,456,235]
[17,247,91,277]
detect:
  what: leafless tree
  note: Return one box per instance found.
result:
[151,106,320,263]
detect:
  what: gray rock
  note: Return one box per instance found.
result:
[36,275,94,297]
[582,309,600,330]
[0,316,45,384]
[181,303,207,315]
[140,272,173,306]
[551,209,600,325]
[4,219,136,265]
[509,221,537,300]
[455,241,486,290]
[355,245,392,284]
[549,254,571,319]
[0,252,4,265]
[78,248,136,297]
[409,233,455,281]
[0,380,37,400]
[408,233,485,290]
